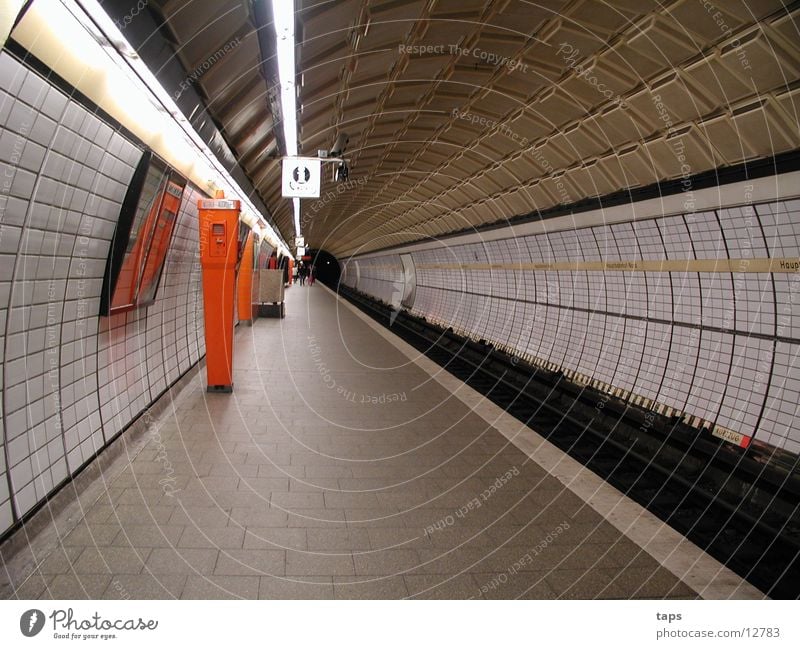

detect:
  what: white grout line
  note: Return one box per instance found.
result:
[326,284,767,600]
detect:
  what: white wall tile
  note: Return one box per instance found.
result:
[1,53,209,537]
[347,195,800,459]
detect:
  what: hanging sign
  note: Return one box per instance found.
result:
[282,157,321,198]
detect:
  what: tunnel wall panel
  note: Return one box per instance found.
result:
[344,186,800,458]
[0,52,207,536]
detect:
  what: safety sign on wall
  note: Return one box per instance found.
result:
[282,157,321,198]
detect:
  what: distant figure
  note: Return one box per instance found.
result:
[308,265,315,286]
[298,263,307,286]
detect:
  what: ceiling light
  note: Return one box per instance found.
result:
[270,0,301,238]
[13,0,292,256]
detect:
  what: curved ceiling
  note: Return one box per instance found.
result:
[150,0,800,258]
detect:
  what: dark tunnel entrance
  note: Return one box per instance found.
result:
[306,249,340,287]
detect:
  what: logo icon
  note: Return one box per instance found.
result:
[20,609,45,637]
[291,164,312,186]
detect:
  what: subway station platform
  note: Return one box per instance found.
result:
[0,285,763,600]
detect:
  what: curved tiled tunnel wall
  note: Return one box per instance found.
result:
[0,51,207,537]
[342,197,800,458]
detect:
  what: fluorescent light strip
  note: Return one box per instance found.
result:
[19,0,291,256]
[271,0,301,240]
[80,0,291,254]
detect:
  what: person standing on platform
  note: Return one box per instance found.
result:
[308,265,315,286]
[298,262,307,286]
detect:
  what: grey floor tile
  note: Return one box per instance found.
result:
[0,285,711,601]
[367,527,430,550]
[285,550,355,577]
[472,571,557,599]
[238,477,290,494]
[61,522,122,547]
[9,571,51,599]
[177,526,245,549]
[168,506,231,527]
[107,505,175,526]
[258,576,334,599]
[229,507,288,528]
[111,524,185,548]
[413,547,494,575]
[144,548,218,575]
[213,549,285,576]
[37,545,85,574]
[404,574,481,599]
[334,575,409,599]
[353,548,421,576]
[73,546,151,575]
[82,505,115,525]
[286,508,347,527]
[242,527,307,550]
[306,528,371,551]
[182,575,260,599]
[101,574,187,599]
[599,567,697,599]
[323,492,382,509]
[270,492,325,509]
[545,567,616,599]
[288,478,340,491]
[46,573,113,599]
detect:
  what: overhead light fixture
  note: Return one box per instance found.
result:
[270,0,302,238]
[14,0,292,256]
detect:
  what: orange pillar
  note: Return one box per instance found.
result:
[198,193,241,392]
[236,231,255,324]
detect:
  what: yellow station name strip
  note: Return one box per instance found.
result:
[407,258,800,273]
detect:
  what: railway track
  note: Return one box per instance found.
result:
[339,285,800,599]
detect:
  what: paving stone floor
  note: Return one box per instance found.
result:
[1,284,697,599]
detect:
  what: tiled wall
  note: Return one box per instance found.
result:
[0,51,206,537]
[343,197,800,457]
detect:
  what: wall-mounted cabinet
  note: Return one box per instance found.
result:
[101,151,187,316]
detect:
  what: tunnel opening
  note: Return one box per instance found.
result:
[305,249,340,287]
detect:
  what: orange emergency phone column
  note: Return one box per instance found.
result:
[198,192,241,392]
